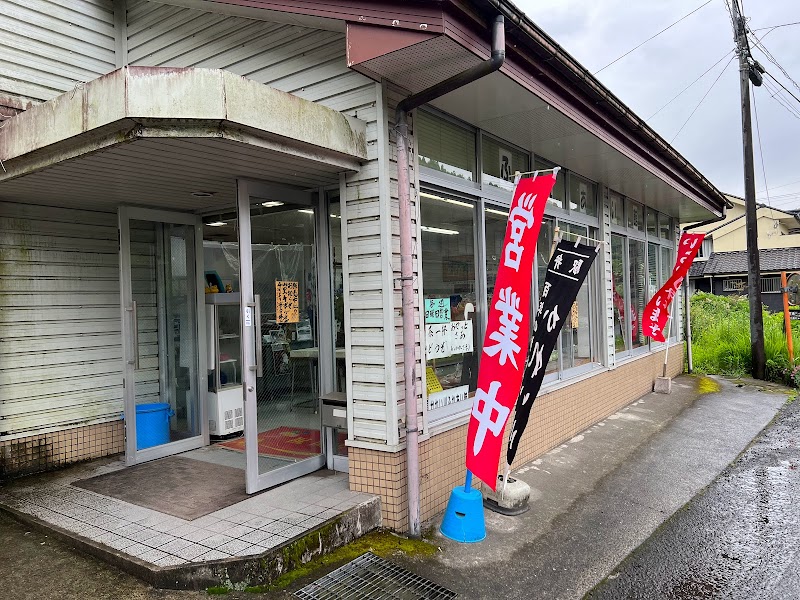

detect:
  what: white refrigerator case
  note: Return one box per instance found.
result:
[206,293,244,436]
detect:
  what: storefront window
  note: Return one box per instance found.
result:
[647,209,658,237]
[417,110,476,182]
[484,205,508,309]
[568,174,597,217]
[611,234,628,353]
[609,191,625,227]
[421,190,478,395]
[647,241,659,304]
[535,158,566,209]
[628,200,644,232]
[558,223,595,371]
[329,200,346,393]
[534,218,558,375]
[660,246,672,287]
[482,136,529,192]
[629,239,647,350]
[659,214,673,241]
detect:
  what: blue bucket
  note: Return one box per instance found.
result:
[440,486,486,543]
[135,402,174,450]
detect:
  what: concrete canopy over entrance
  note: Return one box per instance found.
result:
[0,66,367,212]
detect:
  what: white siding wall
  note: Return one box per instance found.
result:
[0,0,116,104]
[0,203,123,440]
[126,1,397,447]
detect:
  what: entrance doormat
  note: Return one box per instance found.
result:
[72,456,251,520]
[218,426,347,460]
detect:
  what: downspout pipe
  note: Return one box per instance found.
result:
[395,14,505,538]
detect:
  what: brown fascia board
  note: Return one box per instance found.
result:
[448,0,730,215]
[199,0,446,32]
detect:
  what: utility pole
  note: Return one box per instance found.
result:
[730,0,766,379]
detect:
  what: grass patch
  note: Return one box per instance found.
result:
[690,293,799,387]
[206,586,230,595]
[243,529,438,593]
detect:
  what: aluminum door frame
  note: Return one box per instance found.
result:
[119,206,208,466]
[236,179,326,494]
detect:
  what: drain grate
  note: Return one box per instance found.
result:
[294,552,457,600]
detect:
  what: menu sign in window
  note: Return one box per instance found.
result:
[275,281,299,323]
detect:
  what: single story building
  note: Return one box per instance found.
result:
[0,0,728,532]
[689,248,800,312]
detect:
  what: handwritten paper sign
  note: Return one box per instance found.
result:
[448,320,473,355]
[425,323,450,359]
[428,385,471,424]
[424,298,450,323]
[275,281,299,323]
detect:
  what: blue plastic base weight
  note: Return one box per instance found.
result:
[439,486,486,543]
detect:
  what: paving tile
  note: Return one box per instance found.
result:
[204,520,236,534]
[127,528,161,544]
[303,516,326,528]
[261,508,290,520]
[244,516,275,528]
[199,533,234,549]
[171,543,209,561]
[150,519,187,534]
[280,525,308,539]
[141,533,177,549]
[280,513,309,526]
[115,523,146,537]
[234,545,267,557]
[104,536,137,551]
[159,538,193,554]
[170,524,199,538]
[217,539,251,555]
[94,531,123,547]
[154,555,186,567]
[124,542,153,558]
[182,529,215,543]
[220,524,255,538]
[190,515,221,528]
[257,534,286,549]
[137,548,169,564]
[196,549,232,562]
[239,529,274,545]
[260,521,292,535]
[221,512,253,525]
[295,504,325,517]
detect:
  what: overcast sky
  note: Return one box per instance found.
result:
[515,0,800,211]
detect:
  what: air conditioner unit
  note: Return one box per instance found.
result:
[208,387,244,436]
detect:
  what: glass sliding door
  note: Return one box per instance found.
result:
[119,207,206,465]
[237,180,326,494]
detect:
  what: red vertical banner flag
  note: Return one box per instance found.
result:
[643,232,705,342]
[466,172,556,490]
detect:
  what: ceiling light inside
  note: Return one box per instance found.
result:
[421,225,459,235]
[207,221,227,227]
[419,191,472,208]
[262,201,284,207]
[486,208,509,217]
[191,191,214,198]
[297,209,314,215]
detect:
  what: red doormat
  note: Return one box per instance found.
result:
[218,426,348,459]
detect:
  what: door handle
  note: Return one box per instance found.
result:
[249,296,263,378]
[127,300,140,370]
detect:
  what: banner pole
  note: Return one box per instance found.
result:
[464,469,473,492]
[662,314,673,378]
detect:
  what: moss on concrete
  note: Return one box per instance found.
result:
[697,376,722,394]
[243,529,438,593]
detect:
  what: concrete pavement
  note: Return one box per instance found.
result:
[398,375,790,600]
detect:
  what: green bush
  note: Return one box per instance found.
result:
[690,292,799,386]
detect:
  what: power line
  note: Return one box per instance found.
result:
[594,0,713,74]
[762,71,800,107]
[757,179,800,194]
[750,85,774,219]
[670,54,735,143]
[747,29,800,95]
[646,50,733,121]
[761,78,800,120]
[751,21,800,33]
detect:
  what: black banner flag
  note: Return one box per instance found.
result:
[506,239,598,468]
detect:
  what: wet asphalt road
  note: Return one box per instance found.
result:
[587,395,800,600]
